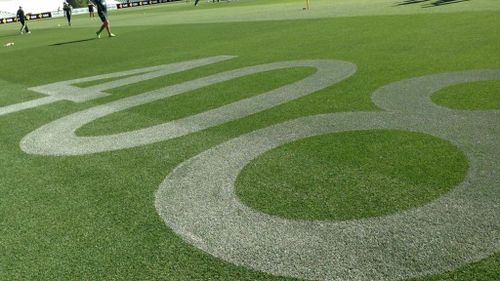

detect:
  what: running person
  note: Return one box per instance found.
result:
[63,2,72,26]
[95,0,115,38]
[88,1,96,18]
[16,6,30,34]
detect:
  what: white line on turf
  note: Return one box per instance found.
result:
[15,55,500,280]
[155,69,500,281]
[0,96,60,116]
[20,59,356,155]
[0,56,235,116]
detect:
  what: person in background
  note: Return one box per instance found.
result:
[63,2,73,26]
[95,0,116,38]
[88,1,96,18]
[16,6,30,34]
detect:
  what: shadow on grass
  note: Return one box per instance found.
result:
[395,0,429,6]
[395,0,470,7]
[49,38,96,46]
[424,0,470,7]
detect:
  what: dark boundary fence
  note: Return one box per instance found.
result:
[0,12,52,25]
[117,0,182,9]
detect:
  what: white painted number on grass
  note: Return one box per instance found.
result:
[0,56,235,116]
[155,69,500,280]
[20,57,356,155]
[13,56,500,281]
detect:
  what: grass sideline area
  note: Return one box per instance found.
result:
[1,0,499,280]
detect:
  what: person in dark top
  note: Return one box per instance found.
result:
[195,0,219,6]
[63,2,72,26]
[88,1,96,18]
[16,6,30,34]
[95,0,116,38]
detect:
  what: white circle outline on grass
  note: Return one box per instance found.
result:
[155,70,500,281]
[20,59,356,155]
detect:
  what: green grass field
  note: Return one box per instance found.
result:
[1,0,499,280]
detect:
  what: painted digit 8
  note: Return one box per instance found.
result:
[155,70,500,280]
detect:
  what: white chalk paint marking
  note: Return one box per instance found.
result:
[16,55,499,280]
[0,56,234,116]
[155,70,500,281]
[0,96,60,117]
[20,59,356,155]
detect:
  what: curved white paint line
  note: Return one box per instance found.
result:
[155,70,500,280]
[20,60,356,155]
[372,69,500,114]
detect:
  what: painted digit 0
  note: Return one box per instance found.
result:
[20,57,356,155]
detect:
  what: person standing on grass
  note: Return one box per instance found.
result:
[194,0,200,6]
[88,1,96,18]
[63,2,73,26]
[16,6,30,34]
[95,0,116,38]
